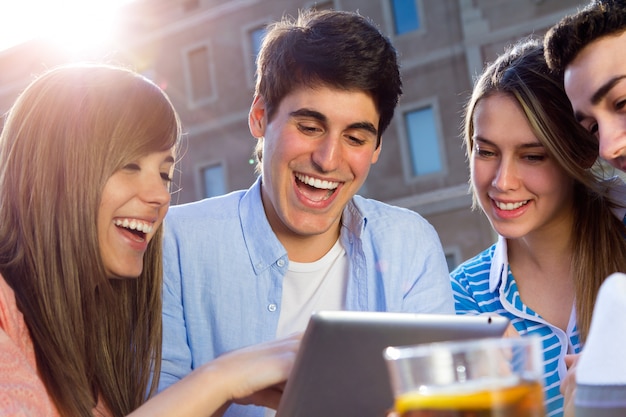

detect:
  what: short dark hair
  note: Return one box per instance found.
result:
[254,9,403,146]
[544,0,626,76]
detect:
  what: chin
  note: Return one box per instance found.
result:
[108,275,141,280]
[106,268,143,280]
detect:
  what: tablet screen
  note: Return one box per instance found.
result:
[275,311,509,417]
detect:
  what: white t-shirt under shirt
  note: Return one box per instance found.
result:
[266,239,348,417]
[275,238,348,338]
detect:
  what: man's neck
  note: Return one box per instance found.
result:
[280,230,341,263]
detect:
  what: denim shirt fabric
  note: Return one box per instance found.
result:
[159,177,454,417]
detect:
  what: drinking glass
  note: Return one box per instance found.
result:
[383,336,545,417]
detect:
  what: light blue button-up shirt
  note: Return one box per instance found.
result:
[159,177,454,417]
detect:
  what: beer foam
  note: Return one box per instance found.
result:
[416,374,521,396]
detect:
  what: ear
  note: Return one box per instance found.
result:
[371,139,382,164]
[249,95,267,138]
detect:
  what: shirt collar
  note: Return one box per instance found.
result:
[239,177,368,274]
[607,176,626,221]
[489,235,509,293]
[240,176,287,275]
[341,197,366,240]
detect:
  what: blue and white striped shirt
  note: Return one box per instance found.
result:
[451,236,581,417]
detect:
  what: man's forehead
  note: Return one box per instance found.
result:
[569,30,626,71]
[565,32,626,103]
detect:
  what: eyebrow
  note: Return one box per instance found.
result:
[290,108,378,136]
[163,155,176,164]
[591,75,626,105]
[574,75,626,122]
[474,137,544,149]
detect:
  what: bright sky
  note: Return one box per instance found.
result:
[0,0,134,53]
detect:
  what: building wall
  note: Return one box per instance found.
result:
[0,0,587,268]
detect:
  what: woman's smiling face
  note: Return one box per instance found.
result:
[98,148,174,279]
[470,93,575,239]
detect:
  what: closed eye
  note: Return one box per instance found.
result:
[161,172,173,183]
[297,123,322,135]
[476,148,495,158]
[474,142,496,158]
[346,135,366,146]
[587,122,599,136]
[523,154,546,162]
[123,163,140,171]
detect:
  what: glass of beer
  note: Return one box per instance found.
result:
[383,336,545,417]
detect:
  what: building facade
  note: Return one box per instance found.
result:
[0,0,587,268]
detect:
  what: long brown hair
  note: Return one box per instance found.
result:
[463,38,626,341]
[0,64,181,416]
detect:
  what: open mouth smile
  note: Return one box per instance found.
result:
[493,200,529,211]
[295,173,340,202]
[114,218,154,242]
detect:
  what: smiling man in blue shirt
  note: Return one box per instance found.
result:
[158,9,454,417]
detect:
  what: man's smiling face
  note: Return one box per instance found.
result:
[249,85,381,253]
[564,30,626,172]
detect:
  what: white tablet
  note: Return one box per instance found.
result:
[275,310,509,417]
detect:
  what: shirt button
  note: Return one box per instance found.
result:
[268,303,277,312]
[277,259,285,267]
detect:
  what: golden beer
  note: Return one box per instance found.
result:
[396,380,544,417]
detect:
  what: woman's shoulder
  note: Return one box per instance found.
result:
[0,274,37,373]
[0,275,24,339]
[0,275,60,416]
[451,244,497,280]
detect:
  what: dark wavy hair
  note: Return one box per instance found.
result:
[544,0,626,75]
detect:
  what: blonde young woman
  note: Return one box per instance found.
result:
[451,39,626,417]
[0,64,298,417]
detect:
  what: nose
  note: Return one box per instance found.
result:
[311,134,341,173]
[492,157,519,191]
[598,122,626,169]
[140,174,171,207]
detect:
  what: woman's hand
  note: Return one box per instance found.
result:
[561,354,579,417]
[216,333,301,409]
[131,333,301,417]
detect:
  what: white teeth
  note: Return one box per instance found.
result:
[295,173,339,190]
[114,219,154,234]
[495,200,528,210]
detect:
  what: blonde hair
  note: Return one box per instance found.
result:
[463,39,626,341]
[0,64,181,416]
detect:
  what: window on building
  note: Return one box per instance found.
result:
[202,163,226,198]
[404,106,442,177]
[250,26,265,60]
[246,25,266,85]
[306,1,334,11]
[391,0,421,35]
[187,44,213,103]
[445,252,458,272]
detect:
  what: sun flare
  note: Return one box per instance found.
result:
[0,0,133,53]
